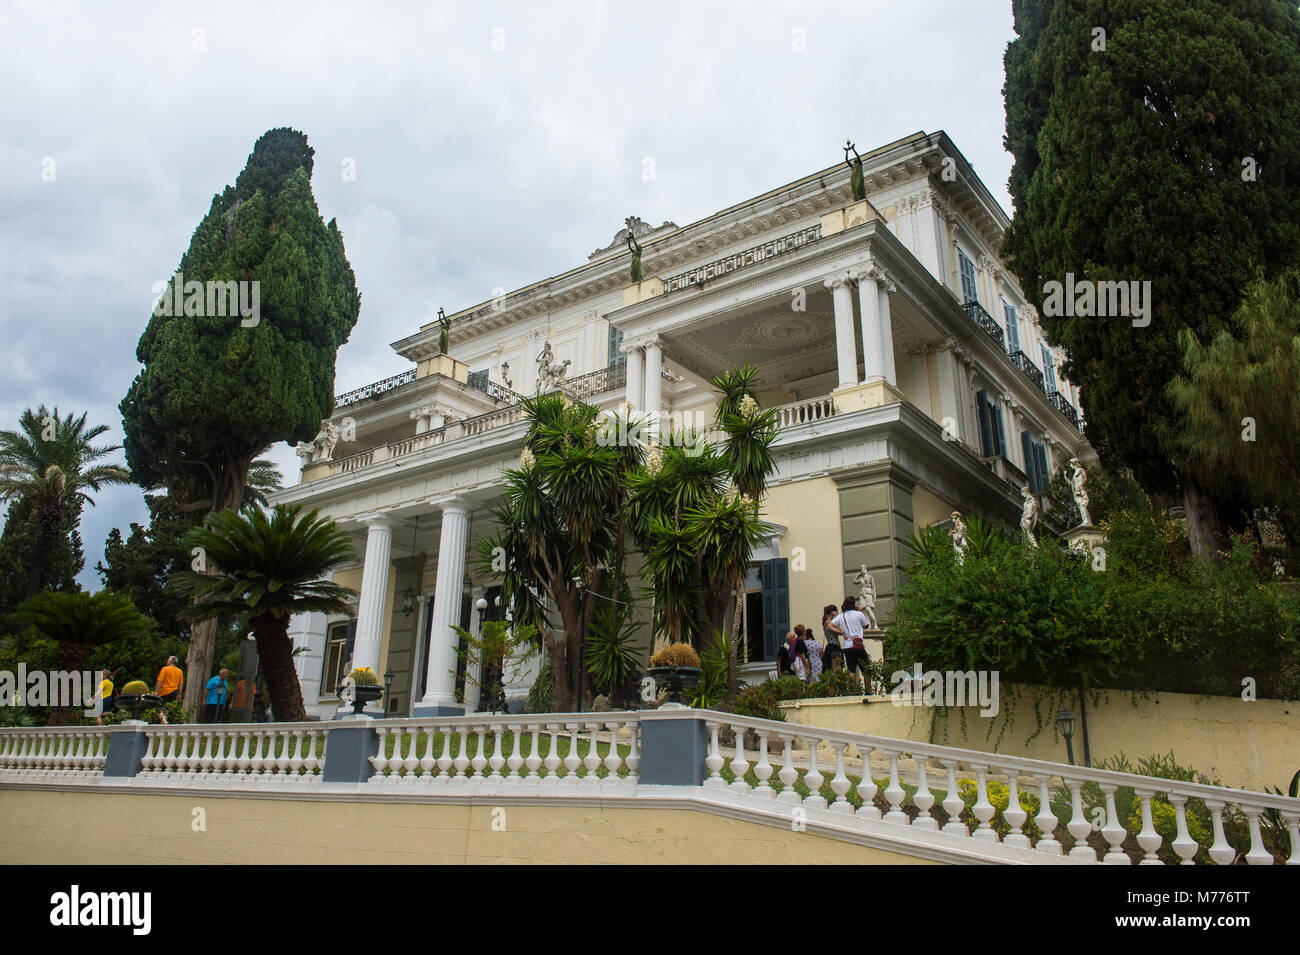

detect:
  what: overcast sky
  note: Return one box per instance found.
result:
[0,0,1020,592]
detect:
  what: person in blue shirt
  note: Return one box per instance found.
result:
[204,669,229,723]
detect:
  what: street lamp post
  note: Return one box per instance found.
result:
[1056,709,1076,765]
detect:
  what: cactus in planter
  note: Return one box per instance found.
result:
[121,680,149,696]
[347,666,381,686]
[649,643,701,669]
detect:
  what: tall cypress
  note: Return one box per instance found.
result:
[1002,0,1300,553]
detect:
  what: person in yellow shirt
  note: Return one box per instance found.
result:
[156,656,184,702]
[86,669,114,725]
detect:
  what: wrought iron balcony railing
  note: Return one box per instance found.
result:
[335,370,417,407]
[1049,391,1082,431]
[1009,350,1047,394]
[963,300,1005,352]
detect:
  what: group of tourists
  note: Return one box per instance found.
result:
[90,656,232,723]
[775,595,878,687]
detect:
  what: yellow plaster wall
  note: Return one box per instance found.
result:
[780,685,1300,793]
[912,486,953,530]
[764,476,844,632]
[0,789,939,865]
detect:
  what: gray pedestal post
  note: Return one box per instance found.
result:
[321,718,379,783]
[638,711,709,786]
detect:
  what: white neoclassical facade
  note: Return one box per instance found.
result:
[270,130,1094,719]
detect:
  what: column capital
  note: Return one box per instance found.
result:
[618,338,646,356]
[359,512,396,531]
[427,495,470,517]
[642,334,663,351]
[822,272,855,291]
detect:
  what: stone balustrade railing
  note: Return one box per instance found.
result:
[697,711,1300,865]
[773,395,836,428]
[0,726,110,780]
[367,714,640,788]
[4,710,1296,864]
[322,405,527,478]
[135,723,328,786]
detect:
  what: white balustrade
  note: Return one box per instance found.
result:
[0,728,108,780]
[132,723,325,787]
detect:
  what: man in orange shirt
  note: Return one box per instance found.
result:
[156,656,184,702]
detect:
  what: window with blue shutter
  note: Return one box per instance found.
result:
[1040,344,1058,395]
[975,389,993,457]
[760,558,790,662]
[467,368,490,393]
[1004,303,1021,352]
[1033,442,1050,494]
[992,404,1007,458]
[958,250,978,305]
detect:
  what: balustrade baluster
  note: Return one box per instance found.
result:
[625,723,640,785]
[883,751,908,824]
[436,725,455,784]
[704,722,726,789]
[275,730,293,774]
[1283,812,1300,866]
[803,736,827,810]
[582,723,603,784]
[371,727,390,778]
[489,726,507,780]
[524,725,542,783]
[417,727,436,779]
[402,730,421,780]
[1241,807,1274,865]
[941,761,965,836]
[249,731,266,777]
[211,732,228,775]
[470,726,489,780]
[855,743,880,819]
[912,758,936,830]
[1032,776,1061,853]
[1133,790,1163,864]
[1205,800,1236,865]
[1066,780,1097,860]
[828,742,851,813]
[563,723,581,783]
[602,723,622,781]
[1099,783,1130,863]
[1003,772,1029,849]
[1167,793,1198,864]
[451,725,471,782]
[140,733,159,774]
[777,733,799,804]
[728,724,750,793]
[753,730,774,798]
[235,732,252,779]
[506,724,524,782]
[162,732,180,777]
[543,724,562,784]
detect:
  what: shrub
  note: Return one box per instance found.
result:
[808,668,868,698]
[525,663,554,714]
[733,681,784,722]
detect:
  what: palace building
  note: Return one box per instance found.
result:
[269,130,1094,719]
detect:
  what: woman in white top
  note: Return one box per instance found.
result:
[827,596,870,687]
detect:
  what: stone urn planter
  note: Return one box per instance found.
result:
[344,667,384,715]
[114,681,161,719]
[646,643,704,706]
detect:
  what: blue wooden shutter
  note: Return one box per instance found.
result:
[992,405,1007,458]
[959,250,978,303]
[1032,442,1050,494]
[760,558,790,662]
[975,390,994,457]
[1004,303,1020,352]
[607,325,624,368]
[1040,344,1058,394]
[1020,431,1033,482]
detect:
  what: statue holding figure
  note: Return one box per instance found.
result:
[844,140,866,202]
[1020,486,1039,548]
[949,511,969,565]
[301,419,341,463]
[1069,458,1091,526]
[627,228,643,283]
[534,341,571,393]
[852,564,879,630]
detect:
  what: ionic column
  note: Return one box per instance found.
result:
[855,268,885,381]
[623,341,645,413]
[934,339,963,441]
[353,516,395,685]
[418,499,470,712]
[824,274,858,388]
[876,272,898,387]
[643,336,663,433]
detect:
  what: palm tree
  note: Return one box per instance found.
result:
[171,505,357,722]
[12,590,155,724]
[0,406,132,600]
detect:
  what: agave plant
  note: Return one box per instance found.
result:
[172,505,357,722]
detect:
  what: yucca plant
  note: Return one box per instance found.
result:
[584,599,641,700]
[172,505,357,722]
